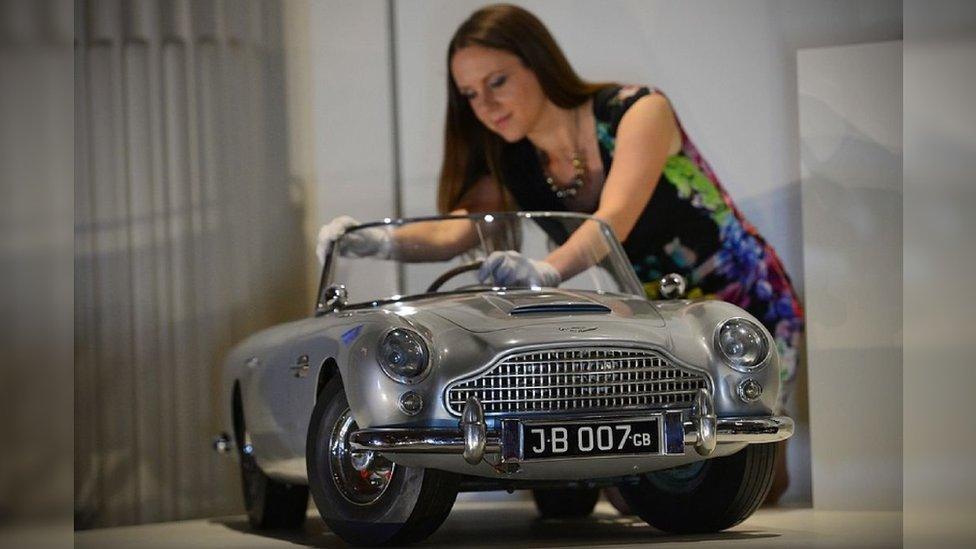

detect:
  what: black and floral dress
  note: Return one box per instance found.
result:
[497,85,804,410]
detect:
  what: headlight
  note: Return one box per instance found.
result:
[378,328,429,382]
[715,318,769,371]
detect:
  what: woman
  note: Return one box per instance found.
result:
[318,3,802,499]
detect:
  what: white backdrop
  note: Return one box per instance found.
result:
[799,40,902,511]
[302,0,903,507]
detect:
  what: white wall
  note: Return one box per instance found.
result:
[799,41,902,511]
[904,1,976,543]
[305,0,903,507]
[308,0,399,299]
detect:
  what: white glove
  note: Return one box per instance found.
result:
[316,216,393,264]
[478,251,561,288]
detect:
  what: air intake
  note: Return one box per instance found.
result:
[509,303,611,315]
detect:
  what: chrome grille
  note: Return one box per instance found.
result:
[446,347,708,416]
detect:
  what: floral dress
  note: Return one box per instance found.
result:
[497,85,804,411]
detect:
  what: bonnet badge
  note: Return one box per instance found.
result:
[558,326,597,333]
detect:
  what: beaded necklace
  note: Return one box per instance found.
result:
[538,106,587,199]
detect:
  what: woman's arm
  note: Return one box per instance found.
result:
[390,216,477,262]
[546,93,679,279]
[392,175,505,261]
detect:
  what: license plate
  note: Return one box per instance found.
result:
[521,419,660,460]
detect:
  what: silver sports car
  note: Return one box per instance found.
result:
[215,212,793,545]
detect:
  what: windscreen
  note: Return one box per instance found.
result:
[328,212,642,306]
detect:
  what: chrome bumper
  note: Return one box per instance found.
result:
[350,390,793,464]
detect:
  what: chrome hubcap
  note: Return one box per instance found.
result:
[329,409,395,505]
[350,450,375,472]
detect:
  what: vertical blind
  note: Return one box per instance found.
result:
[75,0,305,527]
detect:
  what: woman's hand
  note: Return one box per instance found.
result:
[478,250,561,287]
[316,216,393,264]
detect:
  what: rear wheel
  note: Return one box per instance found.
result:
[306,375,459,545]
[619,443,779,533]
[532,487,600,518]
[233,388,309,530]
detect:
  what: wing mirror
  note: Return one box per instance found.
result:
[659,273,687,299]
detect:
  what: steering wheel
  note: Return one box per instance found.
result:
[426,260,484,293]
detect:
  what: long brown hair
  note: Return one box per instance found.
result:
[437,4,611,214]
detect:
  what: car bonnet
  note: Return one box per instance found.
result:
[423,289,666,333]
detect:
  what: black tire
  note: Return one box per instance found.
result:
[532,487,601,518]
[306,375,459,546]
[619,442,779,534]
[234,389,309,530]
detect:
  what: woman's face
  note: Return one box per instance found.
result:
[450,45,547,142]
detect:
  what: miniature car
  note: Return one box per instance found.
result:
[214,212,793,545]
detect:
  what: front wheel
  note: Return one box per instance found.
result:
[619,443,779,533]
[306,375,459,546]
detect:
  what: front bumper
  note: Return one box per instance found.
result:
[350,389,793,467]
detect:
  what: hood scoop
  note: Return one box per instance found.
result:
[483,291,613,316]
[509,303,611,315]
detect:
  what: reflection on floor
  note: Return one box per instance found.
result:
[75,499,902,548]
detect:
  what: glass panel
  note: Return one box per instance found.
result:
[329,212,641,307]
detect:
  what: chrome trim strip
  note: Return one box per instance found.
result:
[349,415,793,459]
[349,428,502,454]
[684,416,794,444]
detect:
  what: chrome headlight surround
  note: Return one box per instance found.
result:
[377,328,430,384]
[714,318,770,372]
